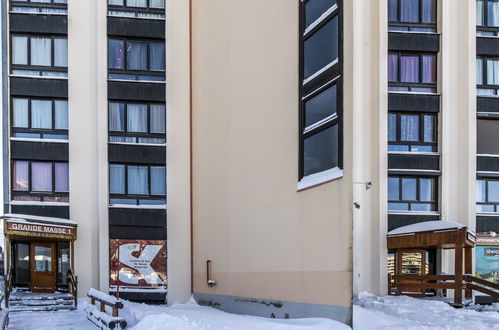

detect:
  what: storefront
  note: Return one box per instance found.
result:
[2,214,77,293]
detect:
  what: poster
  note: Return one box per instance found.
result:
[110,240,167,287]
[476,236,499,285]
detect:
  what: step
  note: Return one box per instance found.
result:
[9,304,75,312]
[10,299,74,307]
[9,293,74,301]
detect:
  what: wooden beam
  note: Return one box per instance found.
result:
[455,244,463,305]
[465,247,472,299]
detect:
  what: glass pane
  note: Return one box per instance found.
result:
[15,243,29,284]
[400,55,419,83]
[31,100,52,129]
[108,39,125,69]
[57,242,70,285]
[488,181,499,202]
[303,125,338,176]
[127,42,147,71]
[304,0,337,27]
[31,37,52,67]
[13,98,29,128]
[34,246,52,272]
[400,0,419,23]
[150,104,166,133]
[477,58,483,85]
[412,203,432,211]
[127,0,147,7]
[400,252,423,274]
[55,163,69,192]
[109,0,124,5]
[487,59,499,85]
[388,0,398,22]
[54,39,68,67]
[388,177,399,200]
[389,145,410,151]
[423,115,434,142]
[488,1,499,27]
[477,1,484,26]
[55,100,68,130]
[54,0,68,3]
[127,104,148,132]
[110,164,125,194]
[305,84,337,127]
[150,0,165,9]
[477,204,495,212]
[420,178,433,201]
[400,115,419,141]
[477,180,486,203]
[12,36,28,65]
[388,113,397,142]
[32,162,52,192]
[109,103,125,132]
[150,166,166,195]
[401,178,417,200]
[388,54,398,82]
[422,55,436,83]
[13,161,29,191]
[421,0,436,23]
[388,202,409,211]
[150,42,165,71]
[128,166,148,195]
[304,15,338,79]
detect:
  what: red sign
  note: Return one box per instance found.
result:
[110,240,167,287]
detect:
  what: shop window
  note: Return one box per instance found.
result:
[11,35,68,78]
[109,102,165,144]
[388,0,437,32]
[388,112,436,152]
[109,164,165,206]
[11,97,68,140]
[299,0,342,182]
[108,38,165,82]
[477,0,499,36]
[10,0,67,14]
[388,176,437,211]
[108,0,165,19]
[388,52,437,93]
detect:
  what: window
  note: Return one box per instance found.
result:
[109,102,165,144]
[12,98,68,140]
[299,0,342,181]
[109,164,166,205]
[10,0,67,14]
[388,0,437,32]
[477,0,499,36]
[108,38,165,81]
[388,176,437,211]
[11,35,68,77]
[388,52,437,93]
[476,57,499,95]
[12,160,69,202]
[476,178,499,213]
[108,0,165,19]
[388,112,436,152]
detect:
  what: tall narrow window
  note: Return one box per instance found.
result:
[388,112,436,152]
[477,178,499,213]
[477,0,499,36]
[388,176,437,211]
[299,0,342,183]
[477,56,499,95]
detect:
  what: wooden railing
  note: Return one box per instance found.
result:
[86,288,127,330]
[5,266,14,309]
[67,269,78,310]
[464,275,499,298]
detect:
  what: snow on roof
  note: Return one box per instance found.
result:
[388,220,465,236]
[2,213,77,227]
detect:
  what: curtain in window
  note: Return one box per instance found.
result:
[55,101,68,129]
[487,59,499,85]
[127,104,148,132]
[108,40,125,69]
[477,59,484,85]
[422,55,436,83]
[150,104,166,133]
[388,0,398,22]
[109,103,125,131]
[31,100,52,129]
[400,114,419,141]
[421,0,435,23]
[12,36,28,65]
[127,0,147,7]
[150,43,165,71]
[388,54,398,82]
[388,113,397,142]
[31,37,52,66]
[423,115,433,142]
[477,0,484,26]
[128,166,148,195]
[55,163,69,192]
[150,167,165,195]
[13,98,29,128]
[32,162,52,192]
[150,0,165,9]
[489,1,499,27]
[110,165,125,194]
[54,39,68,67]
[13,161,29,191]
[400,56,419,83]
[127,42,147,71]
[400,0,419,23]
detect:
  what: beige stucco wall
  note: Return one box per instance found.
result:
[189,0,353,308]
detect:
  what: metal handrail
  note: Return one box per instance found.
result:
[5,266,14,309]
[66,269,78,310]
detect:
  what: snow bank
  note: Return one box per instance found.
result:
[353,292,499,330]
[387,220,465,236]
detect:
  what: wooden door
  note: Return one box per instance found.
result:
[30,241,56,293]
[395,249,427,297]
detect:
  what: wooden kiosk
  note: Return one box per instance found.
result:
[387,220,499,305]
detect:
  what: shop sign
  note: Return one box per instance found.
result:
[476,245,499,285]
[477,236,499,246]
[6,221,75,236]
[110,240,167,287]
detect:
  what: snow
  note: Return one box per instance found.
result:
[297,167,343,190]
[353,292,499,330]
[387,220,466,236]
[2,213,77,226]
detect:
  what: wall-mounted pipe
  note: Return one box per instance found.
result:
[207,260,216,287]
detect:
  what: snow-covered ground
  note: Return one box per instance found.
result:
[353,292,499,330]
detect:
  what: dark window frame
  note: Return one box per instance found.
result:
[10,0,67,13]
[477,56,499,95]
[477,0,499,34]
[109,163,166,205]
[299,0,343,180]
[108,0,165,18]
[388,52,437,92]
[388,111,437,152]
[477,177,499,213]
[388,175,438,211]
[11,160,69,202]
[388,0,437,32]
[10,96,68,140]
